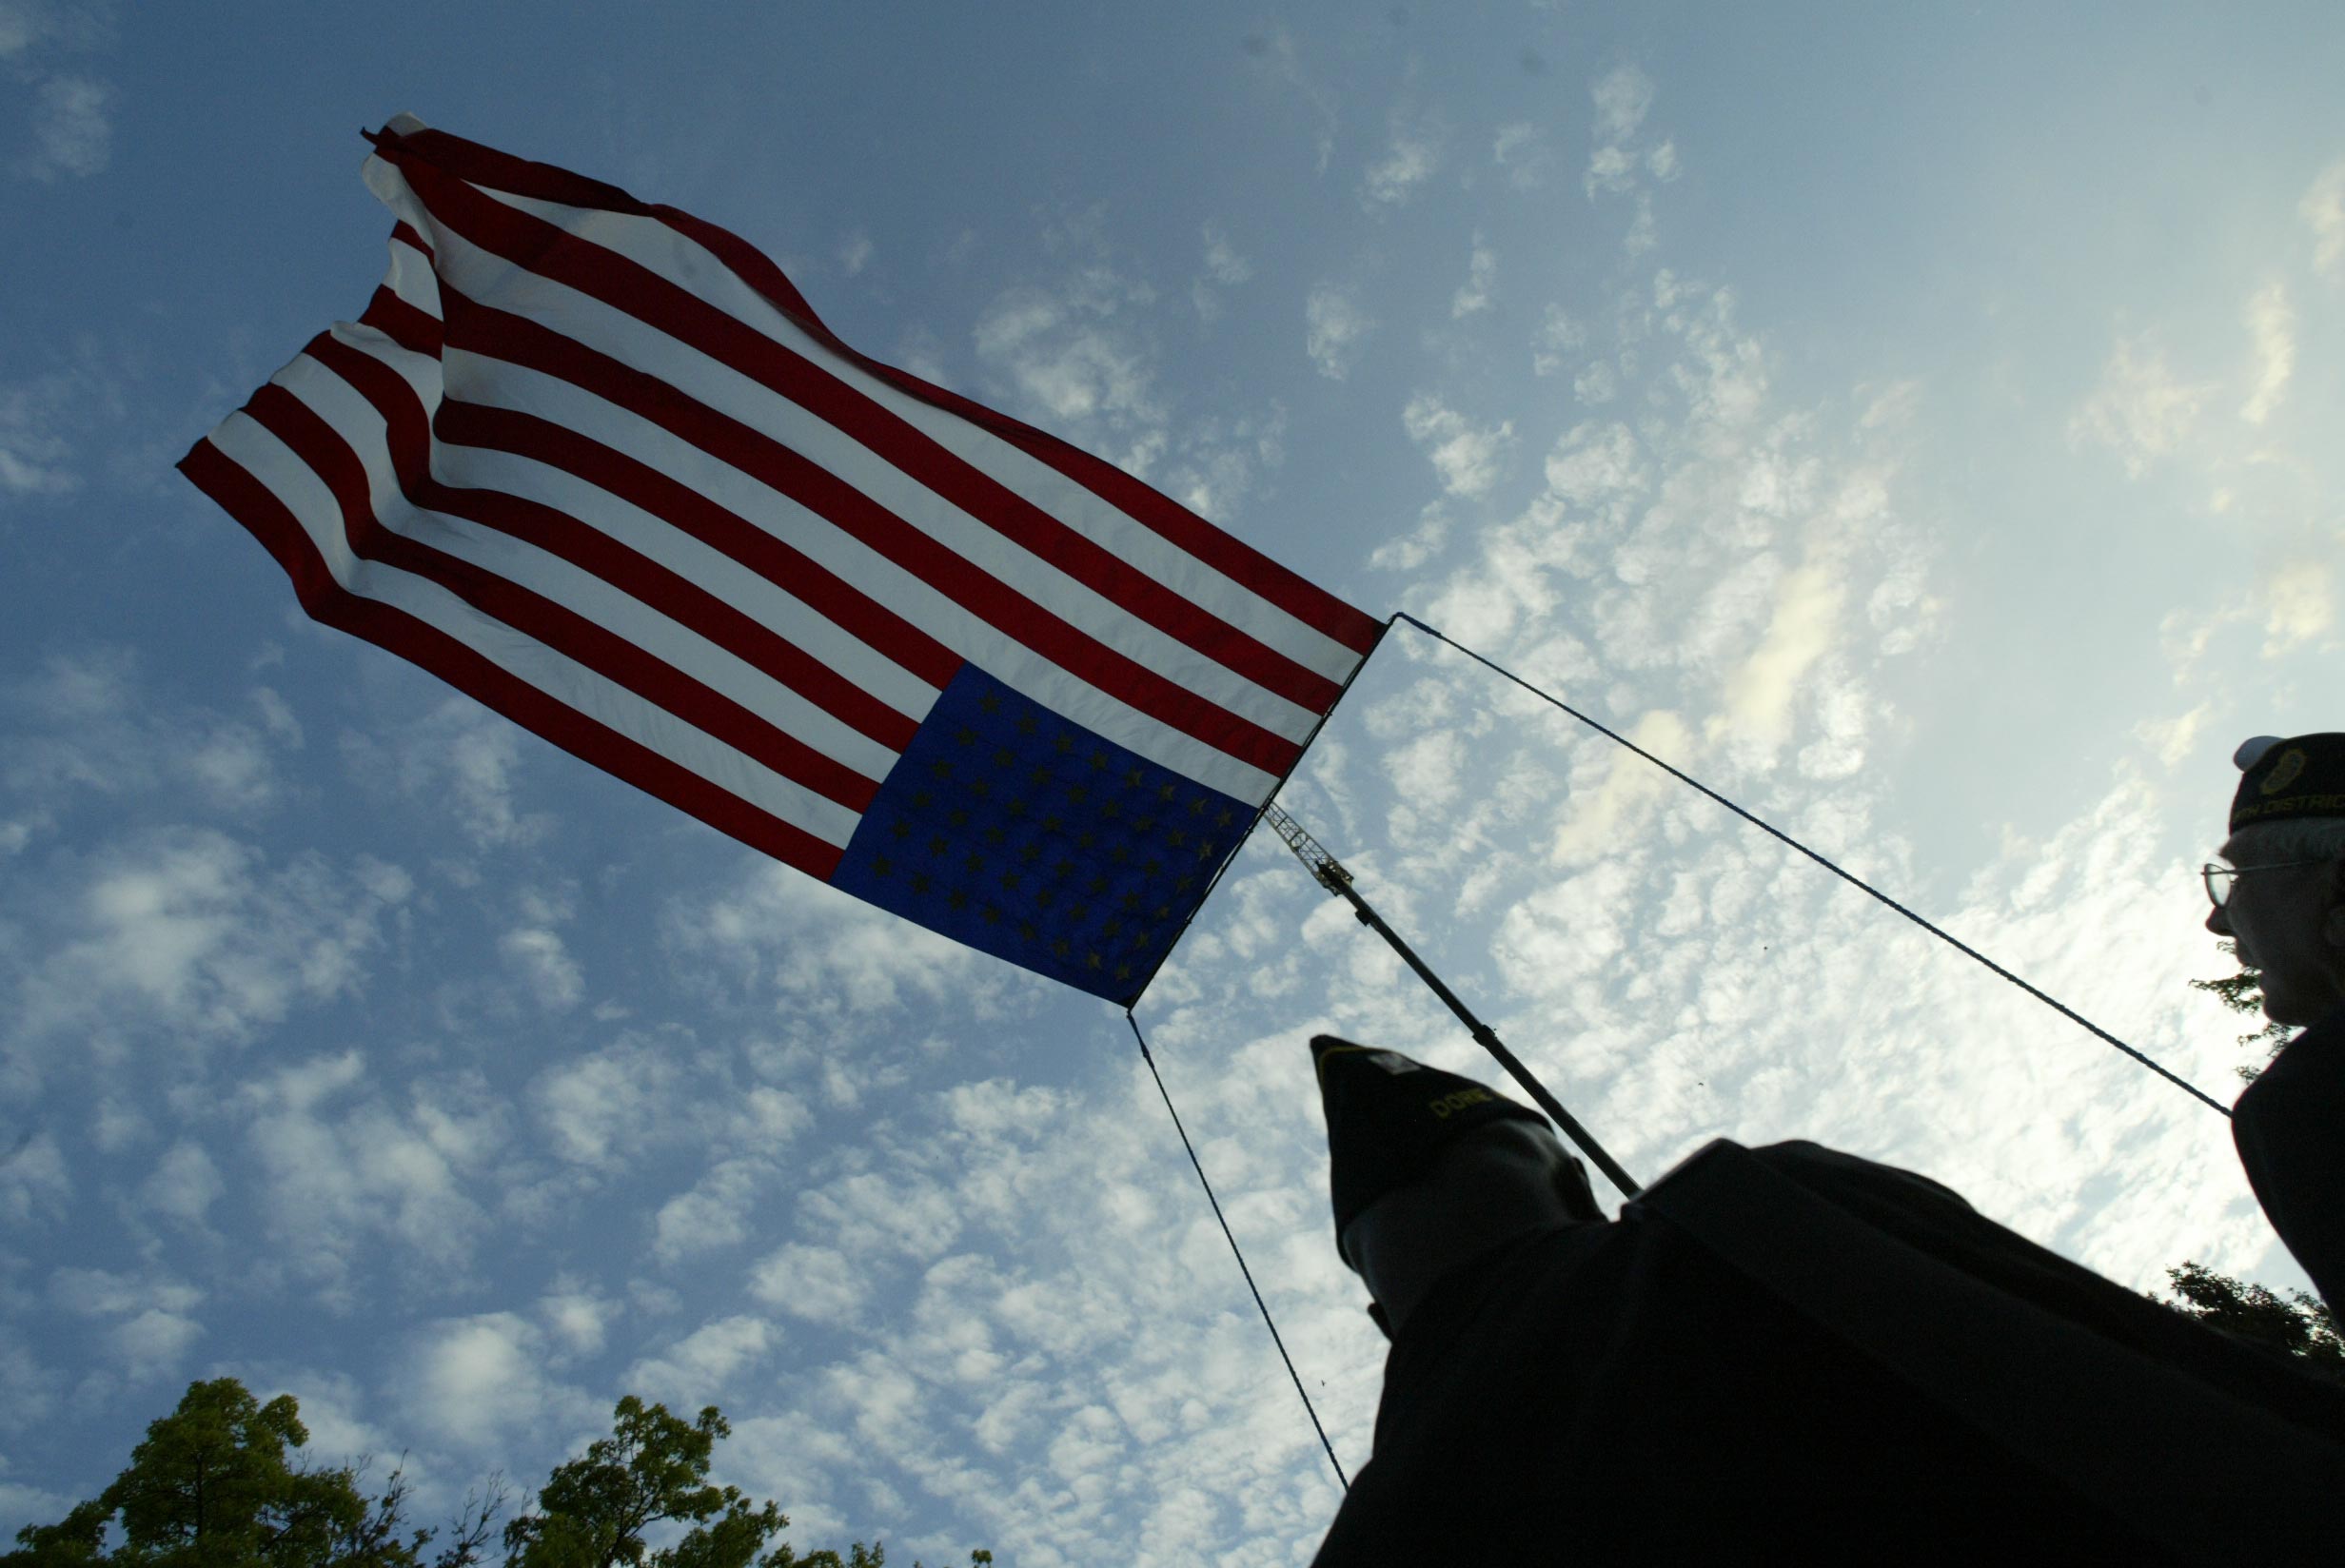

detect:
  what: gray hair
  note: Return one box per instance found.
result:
[2225,817,2345,863]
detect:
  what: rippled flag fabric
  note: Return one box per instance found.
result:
[179,117,1381,1005]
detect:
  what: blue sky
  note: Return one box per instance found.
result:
[6,3,2343,1562]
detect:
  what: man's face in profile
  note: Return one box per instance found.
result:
[2206,834,2345,1027]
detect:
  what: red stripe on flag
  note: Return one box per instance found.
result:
[425,399,961,690]
[178,437,847,879]
[389,220,435,259]
[307,331,924,753]
[358,286,443,358]
[365,127,1379,663]
[391,156,1346,715]
[242,377,884,815]
[443,287,1303,776]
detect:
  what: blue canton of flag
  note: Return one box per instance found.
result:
[180,118,1382,1008]
[832,668,1254,999]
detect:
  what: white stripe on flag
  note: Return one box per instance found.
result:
[205,407,867,848]
[325,320,946,727]
[477,183,1368,686]
[433,347,1282,800]
[272,349,909,788]
[411,216,1323,746]
[431,441,946,724]
[384,230,442,321]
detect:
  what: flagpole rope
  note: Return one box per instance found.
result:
[1125,1010,1350,1491]
[1389,612,2232,1119]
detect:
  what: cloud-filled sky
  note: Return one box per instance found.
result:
[5,2,2342,1561]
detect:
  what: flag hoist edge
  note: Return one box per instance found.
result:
[179,115,1380,1005]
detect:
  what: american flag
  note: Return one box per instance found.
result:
[179,117,1381,1005]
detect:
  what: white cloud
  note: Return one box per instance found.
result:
[404,1313,593,1452]
[972,261,1164,458]
[1152,402,1287,523]
[1303,284,1373,380]
[1624,192,1658,257]
[0,3,39,56]
[1491,122,1552,189]
[49,1267,204,1379]
[1586,144,1636,197]
[2135,704,2210,769]
[9,830,407,1064]
[0,2,113,60]
[242,1051,501,1300]
[0,1132,69,1225]
[343,699,555,849]
[1361,110,1441,210]
[1191,222,1252,322]
[1383,730,1467,814]
[1401,395,1515,499]
[2068,336,2210,477]
[501,925,583,1010]
[1449,235,1496,319]
[138,1140,224,1225]
[533,1040,682,1168]
[3,649,298,813]
[1546,709,1695,866]
[16,73,110,181]
[1585,65,1656,198]
[1591,64,1655,143]
[0,376,81,496]
[0,1479,72,1527]
[1708,561,1845,757]
[1543,420,1645,505]
[2301,157,2345,277]
[2238,282,2294,424]
[264,1370,393,1469]
[662,858,985,1015]
[1531,305,1585,378]
[1199,222,1250,286]
[625,1315,775,1407]
[798,1170,961,1263]
[1369,505,1449,574]
[49,1265,198,1318]
[112,1307,202,1378]
[652,1157,769,1264]
[751,1242,875,1327]
[0,1343,64,1435]
[838,230,873,276]
[539,1284,618,1356]
[2260,559,2334,654]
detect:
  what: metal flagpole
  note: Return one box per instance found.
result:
[1263,803,1643,1200]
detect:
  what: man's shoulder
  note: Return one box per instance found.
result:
[2237,1006,2345,1123]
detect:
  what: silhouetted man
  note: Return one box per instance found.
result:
[1306,1036,2345,1564]
[2207,733,2345,1311]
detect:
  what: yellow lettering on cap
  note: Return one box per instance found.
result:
[1429,1088,1493,1119]
[2237,793,2345,821]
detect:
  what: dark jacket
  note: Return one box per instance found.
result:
[1311,1140,2345,1564]
[2234,1003,2345,1312]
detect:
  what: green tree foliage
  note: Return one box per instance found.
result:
[0,1379,450,1568]
[8,1386,983,1568]
[2163,1262,2344,1372]
[2189,942,2296,1081]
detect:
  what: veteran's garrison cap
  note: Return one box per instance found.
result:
[2229,734,2345,833]
[1310,1033,1549,1254]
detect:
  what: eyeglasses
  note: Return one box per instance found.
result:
[2202,860,2326,908]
